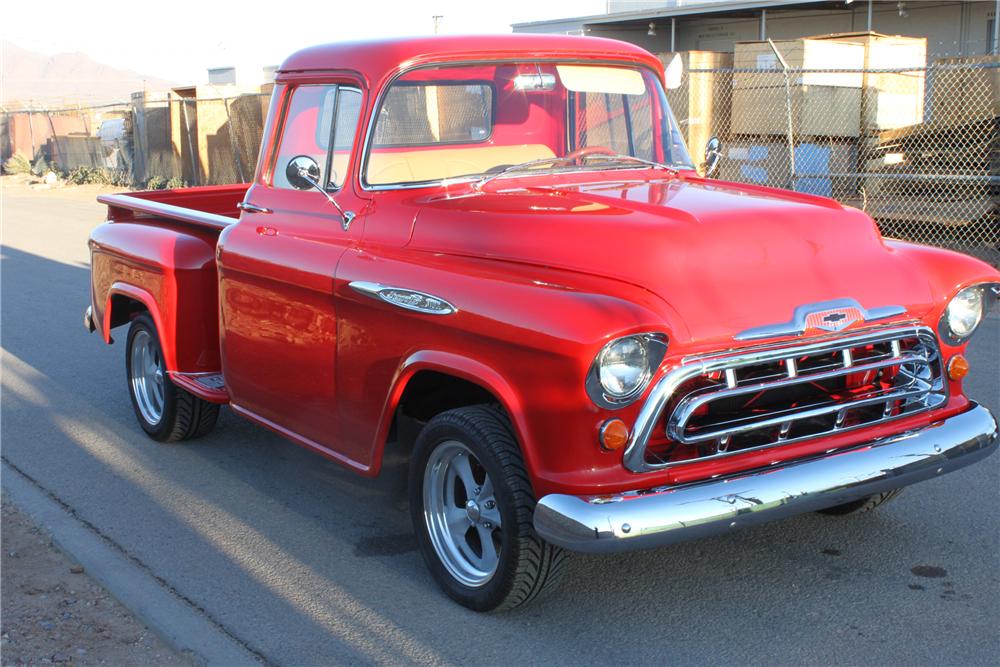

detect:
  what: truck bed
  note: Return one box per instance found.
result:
[97,184,249,230]
[88,184,250,395]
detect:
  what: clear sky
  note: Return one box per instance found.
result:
[3,0,607,85]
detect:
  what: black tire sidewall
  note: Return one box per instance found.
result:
[125,313,178,441]
[409,414,522,612]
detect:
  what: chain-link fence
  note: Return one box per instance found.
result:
[665,51,999,266]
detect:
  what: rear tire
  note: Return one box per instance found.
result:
[125,313,219,442]
[817,489,904,516]
[410,405,568,612]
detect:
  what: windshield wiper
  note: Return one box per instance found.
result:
[580,153,682,174]
[473,153,682,191]
[473,156,578,190]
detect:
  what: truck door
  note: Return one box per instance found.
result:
[218,81,368,462]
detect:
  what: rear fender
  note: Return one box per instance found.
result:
[89,219,221,375]
[103,283,176,371]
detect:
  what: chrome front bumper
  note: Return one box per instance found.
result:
[534,404,998,554]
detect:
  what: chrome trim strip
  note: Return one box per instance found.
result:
[622,325,939,473]
[535,404,998,554]
[349,281,456,315]
[735,298,906,341]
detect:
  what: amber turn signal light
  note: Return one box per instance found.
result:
[599,418,630,451]
[947,354,969,381]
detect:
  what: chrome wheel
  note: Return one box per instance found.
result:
[423,440,503,587]
[129,329,164,425]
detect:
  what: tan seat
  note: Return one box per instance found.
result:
[367,144,556,185]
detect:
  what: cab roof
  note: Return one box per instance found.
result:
[277,34,663,85]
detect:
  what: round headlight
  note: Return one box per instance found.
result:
[944,286,985,341]
[587,333,668,408]
[599,337,650,398]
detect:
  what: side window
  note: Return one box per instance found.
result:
[327,88,362,189]
[272,84,362,190]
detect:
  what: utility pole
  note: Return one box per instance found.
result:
[993,0,999,55]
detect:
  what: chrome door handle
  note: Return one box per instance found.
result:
[237,201,272,214]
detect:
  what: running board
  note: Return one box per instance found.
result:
[169,372,229,403]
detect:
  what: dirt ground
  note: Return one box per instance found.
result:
[1,495,190,666]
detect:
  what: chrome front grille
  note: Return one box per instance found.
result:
[622,326,947,473]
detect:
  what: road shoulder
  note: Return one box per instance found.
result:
[2,461,263,667]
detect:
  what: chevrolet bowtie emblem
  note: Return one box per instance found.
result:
[735,299,907,341]
[806,307,860,332]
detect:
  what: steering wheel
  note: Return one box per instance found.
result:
[564,145,616,165]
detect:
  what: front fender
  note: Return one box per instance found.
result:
[369,350,533,478]
[886,240,1000,316]
[332,244,681,490]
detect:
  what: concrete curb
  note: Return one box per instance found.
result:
[2,460,265,667]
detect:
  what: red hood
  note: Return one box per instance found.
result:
[406,175,933,346]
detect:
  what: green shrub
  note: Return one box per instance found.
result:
[165,176,187,189]
[66,166,95,184]
[146,175,168,190]
[87,168,132,187]
[62,167,131,187]
[3,153,32,175]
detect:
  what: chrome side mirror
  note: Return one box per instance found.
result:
[284,155,356,231]
[703,136,722,178]
[285,155,320,190]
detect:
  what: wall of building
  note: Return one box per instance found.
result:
[518,2,996,60]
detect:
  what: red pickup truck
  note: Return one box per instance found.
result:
[86,34,999,611]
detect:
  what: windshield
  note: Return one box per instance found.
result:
[364,62,692,187]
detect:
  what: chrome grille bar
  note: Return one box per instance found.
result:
[673,385,929,445]
[667,350,928,444]
[622,325,946,473]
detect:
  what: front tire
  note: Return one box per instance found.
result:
[125,313,219,442]
[409,406,567,612]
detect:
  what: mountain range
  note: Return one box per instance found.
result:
[2,41,176,108]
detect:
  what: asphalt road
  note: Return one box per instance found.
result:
[3,184,999,666]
